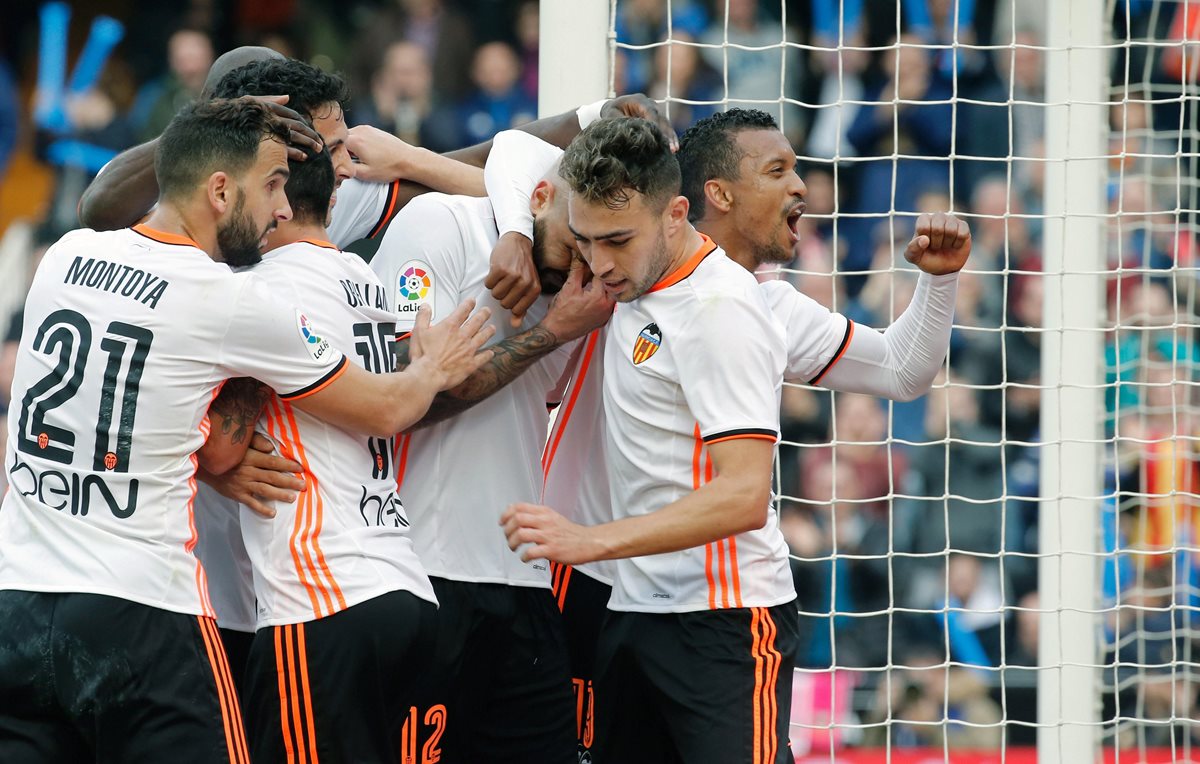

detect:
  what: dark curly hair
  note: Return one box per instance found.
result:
[286,143,335,225]
[678,109,779,221]
[156,98,291,201]
[560,117,680,212]
[208,58,349,122]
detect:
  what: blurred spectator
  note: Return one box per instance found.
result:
[351,41,435,147]
[514,1,539,102]
[903,0,985,84]
[863,644,1003,748]
[1007,591,1040,666]
[613,0,707,94]
[699,0,804,145]
[431,41,536,152]
[648,33,721,135]
[350,0,475,106]
[970,268,1043,445]
[129,28,213,143]
[0,54,15,180]
[844,37,953,273]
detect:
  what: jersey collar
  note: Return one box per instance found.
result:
[297,238,339,251]
[647,234,717,294]
[132,223,200,249]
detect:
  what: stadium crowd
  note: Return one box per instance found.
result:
[0,0,1197,756]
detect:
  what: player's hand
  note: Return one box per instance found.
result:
[904,212,971,276]
[408,299,496,390]
[541,258,615,342]
[485,231,541,328]
[500,502,604,564]
[199,434,304,519]
[603,94,679,152]
[347,124,419,183]
[246,95,324,162]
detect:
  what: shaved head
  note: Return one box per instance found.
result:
[201,46,284,98]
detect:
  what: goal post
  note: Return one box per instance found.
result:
[1038,0,1107,760]
[537,0,609,118]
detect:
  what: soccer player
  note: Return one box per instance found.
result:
[495,112,968,761]
[0,98,492,763]
[366,145,616,763]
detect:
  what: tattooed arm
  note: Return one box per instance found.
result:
[400,261,614,430]
[196,377,271,475]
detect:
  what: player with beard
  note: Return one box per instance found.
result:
[0,99,494,764]
[364,139,615,762]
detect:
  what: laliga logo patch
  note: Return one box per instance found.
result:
[295,311,332,361]
[632,323,662,365]
[395,260,435,317]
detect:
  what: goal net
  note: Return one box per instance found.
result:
[548,0,1200,760]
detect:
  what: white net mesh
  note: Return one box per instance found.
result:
[603,0,1200,760]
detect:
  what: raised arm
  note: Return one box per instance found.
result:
[817,212,969,400]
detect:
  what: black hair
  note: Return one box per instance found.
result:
[209,58,349,122]
[285,142,335,225]
[678,108,780,221]
[155,98,290,201]
[560,118,680,212]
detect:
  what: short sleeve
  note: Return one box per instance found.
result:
[369,194,467,334]
[758,280,852,385]
[218,274,349,400]
[674,291,784,444]
[327,177,400,248]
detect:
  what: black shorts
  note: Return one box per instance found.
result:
[242,589,437,764]
[427,577,575,764]
[0,589,250,764]
[218,627,254,697]
[594,601,799,764]
[552,564,611,762]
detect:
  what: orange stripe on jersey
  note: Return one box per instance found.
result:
[750,608,766,764]
[809,320,855,387]
[274,627,298,764]
[541,330,600,483]
[269,399,324,618]
[297,238,338,251]
[295,624,321,761]
[368,180,401,239]
[132,223,201,248]
[394,434,413,491]
[728,537,744,608]
[705,543,717,610]
[282,402,347,613]
[279,357,349,402]
[188,384,223,617]
[704,433,778,446]
[715,538,730,609]
[648,234,718,293]
[198,617,249,763]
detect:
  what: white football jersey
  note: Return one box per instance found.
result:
[372,194,575,588]
[757,279,853,384]
[604,237,791,613]
[193,486,256,631]
[328,177,400,248]
[0,225,348,616]
[243,239,436,627]
[541,328,616,585]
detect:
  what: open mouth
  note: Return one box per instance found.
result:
[785,201,806,242]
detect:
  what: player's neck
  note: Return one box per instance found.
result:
[661,224,708,278]
[140,204,217,258]
[695,216,753,273]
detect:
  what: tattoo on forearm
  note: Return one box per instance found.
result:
[417,325,559,428]
[210,378,269,445]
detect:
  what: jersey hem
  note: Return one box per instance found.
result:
[0,582,208,616]
[424,571,551,589]
[254,582,439,628]
[809,320,855,386]
[703,428,779,445]
[606,589,797,614]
